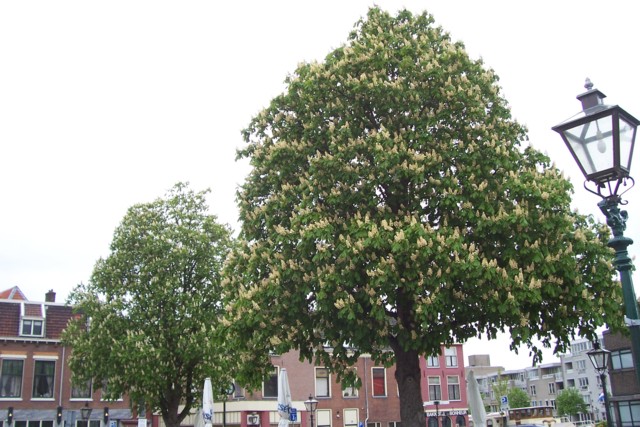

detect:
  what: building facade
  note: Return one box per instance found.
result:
[0,288,135,427]
[466,337,609,425]
[189,344,469,427]
[2,288,469,427]
[602,330,640,427]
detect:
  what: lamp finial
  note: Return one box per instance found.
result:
[585,78,594,91]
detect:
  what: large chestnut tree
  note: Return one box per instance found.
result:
[223,8,623,427]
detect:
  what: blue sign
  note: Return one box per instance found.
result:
[501,396,508,404]
[289,408,297,422]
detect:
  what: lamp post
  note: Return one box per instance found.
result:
[81,403,93,422]
[587,342,613,427]
[552,79,640,385]
[434,400,440,427]
[304,395,318,427]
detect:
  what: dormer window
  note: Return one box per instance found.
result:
[20,302,46,337]
[21,318,44,337]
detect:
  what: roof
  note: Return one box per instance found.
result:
[0,295,74,340]
[0,286,28,300]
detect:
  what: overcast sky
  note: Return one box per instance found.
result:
[2,1,639,370]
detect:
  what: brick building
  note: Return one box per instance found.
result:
[196,344,469,427]
[1,287,468,427]
[0,287,134,427]
[602,330,640,426]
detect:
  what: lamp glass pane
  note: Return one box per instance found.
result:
[564,116,614,176]
[588,350,606,371]
[619,116,636,170]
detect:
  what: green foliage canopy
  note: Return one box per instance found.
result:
[222,6,623,427]
[63,183,234,427]
[507,387,531,409]
[556,387,589,417]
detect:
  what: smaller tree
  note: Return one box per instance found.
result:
[556,388,589,421]
[490,374,530,409]
[508,388,531,409]
[62,183,234,427]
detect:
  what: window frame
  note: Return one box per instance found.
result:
[447,375,460,401]
[428,376,441,401]
[32,359,56,399]
[426,355,439,368]
[315,367,331,398]
[611,349,634,370]
[263,366,278,398]
[20,318,44,337]
[444,347,457,367]
[71,378,93,400]
[342,368,359,398]
[371,367,386,397]
[0,357,25,398]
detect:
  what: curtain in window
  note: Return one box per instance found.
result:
[1,359,23,397]
[33,360,55,398]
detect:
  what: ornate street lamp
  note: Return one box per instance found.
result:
[304,395,318,427]
[587,342,613,427]
[553,79,640,384]
[81,402,93,421]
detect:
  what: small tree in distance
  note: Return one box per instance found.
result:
[223,7,624,427]
[556,388,589,421]
[508,388,531,409]
[63,183,234,427]
[490,373,529,409]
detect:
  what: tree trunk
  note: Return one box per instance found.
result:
[162,393,189,427]
[394,346,425,427]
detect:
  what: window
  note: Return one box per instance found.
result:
[263,366,278,398]
[548,383,556,395]
[32,360,55,398]
[71,378,92,399]
[611,349,634,370]
[16,422,53,427]
[529,385,536,396]
[441,417,451,427]
[444,347,457,367]
[0,359,24,397]
[343,409,359,427]
[315,368,330,397]
[101,379,123,402]
[428,376,441,401]
[576,360,586,370]
[21,319,44,337]
[372,368,386,397]
[447,376,460,401]
[388,423,401,427]
[76,421,100,427]
[232,381,245,399]
[342,369,358,398]
[426,356,439,368]
[578,377,589,389]
[316,410,331,427]
[455,415,466,427]
[427,418,438,427]
[618,401,640,427]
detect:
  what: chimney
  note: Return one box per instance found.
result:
[45,289,56,303]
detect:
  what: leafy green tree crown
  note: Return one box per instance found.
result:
[223,6,622,386]
[507,387,531,409]
[556,387,589,417]
[63,183,234,427]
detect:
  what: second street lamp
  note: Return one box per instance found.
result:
[553,79,640,384]
[304,395,318,427]
[587,342,613,427]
